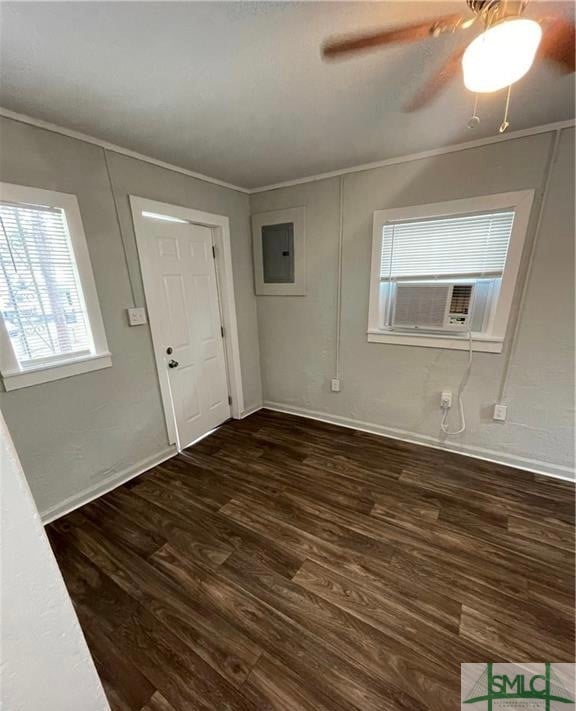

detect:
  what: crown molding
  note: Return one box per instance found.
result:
[1,107,573,195]
[0,107,250,194]
[249,119,575,193]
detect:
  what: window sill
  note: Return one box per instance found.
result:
[1,352,112,391]
[366,330,503,353]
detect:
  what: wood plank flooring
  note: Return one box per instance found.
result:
[46,409,575,711]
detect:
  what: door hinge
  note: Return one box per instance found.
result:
[228,395,232,405]
[220,325,224,338]
[212,245,216,259]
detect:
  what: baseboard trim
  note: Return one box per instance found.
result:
[263,401,575,483]
[39,402,573,524]
[239,403,263,419]
[40,446,177,525]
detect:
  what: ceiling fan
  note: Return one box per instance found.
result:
[322,0,575,129]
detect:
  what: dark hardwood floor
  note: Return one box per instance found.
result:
[47,409,575,711]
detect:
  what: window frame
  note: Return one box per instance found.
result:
[0,182,111,390]
[367,190,534,353]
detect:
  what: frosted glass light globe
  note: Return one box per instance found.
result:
[462,19,543,93]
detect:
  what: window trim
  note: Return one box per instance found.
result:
[367,190,535,353]
[0,182,111,390]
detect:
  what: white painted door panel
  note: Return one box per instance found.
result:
[140,221,230,447]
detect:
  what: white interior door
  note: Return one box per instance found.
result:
[137,218,231,448]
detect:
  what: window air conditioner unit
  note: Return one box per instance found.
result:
[391,282,475,332]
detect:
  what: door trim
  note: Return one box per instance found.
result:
[130,196,244,445]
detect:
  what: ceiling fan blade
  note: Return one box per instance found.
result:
[538,17,575,72]
[405,47,466,111]
[322,14,469,59]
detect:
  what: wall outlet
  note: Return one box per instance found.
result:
[440,391,452,409]
[493,403,508,421]
[330,378,341,393]
[127,307,147,326]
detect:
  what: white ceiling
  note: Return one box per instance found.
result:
[0,1,573,189]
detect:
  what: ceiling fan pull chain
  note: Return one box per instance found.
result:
[467,94,481,129]
[499,85,512,132]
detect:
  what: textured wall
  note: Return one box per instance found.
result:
[251,128,575,478]
[0,116,261,516]
[1,410,110,711]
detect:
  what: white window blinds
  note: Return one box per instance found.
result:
[0,201,92,365]
[380,210,515,280]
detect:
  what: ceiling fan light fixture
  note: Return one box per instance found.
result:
[462,18,542,93]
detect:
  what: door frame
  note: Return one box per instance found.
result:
[130,195,244,446]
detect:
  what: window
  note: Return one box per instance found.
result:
[368,191,534,352]
[0,183,110,389]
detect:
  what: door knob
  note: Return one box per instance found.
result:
[168,359,179,369]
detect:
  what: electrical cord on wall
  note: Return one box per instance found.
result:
[334,175,345,381]
[102,148,137,308]
[440,329,473,435]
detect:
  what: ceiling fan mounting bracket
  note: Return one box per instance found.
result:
[466,0,527,24]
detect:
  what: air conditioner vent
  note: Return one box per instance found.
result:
[393,284,451,329]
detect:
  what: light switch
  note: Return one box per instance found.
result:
[127,307,147,326]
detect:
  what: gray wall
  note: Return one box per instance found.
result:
[1,410,110,711]
[0,116,261,517]
[251,128,575,479]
